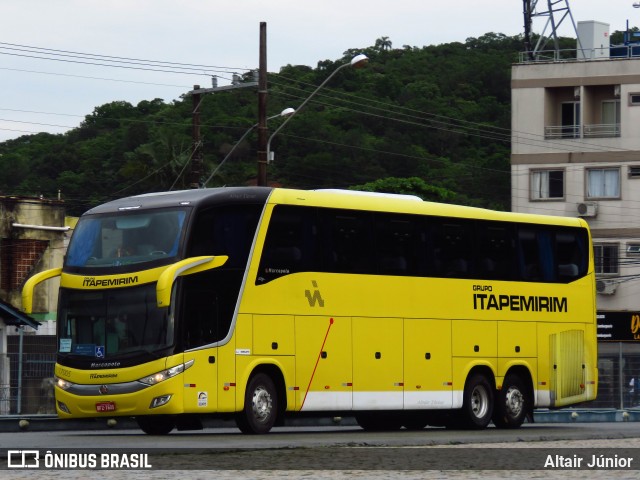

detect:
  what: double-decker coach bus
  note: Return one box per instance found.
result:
[23,187,597,434]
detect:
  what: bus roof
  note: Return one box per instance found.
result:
[82,186,587,229]
[84,187,273,215]
[268,188,588,228]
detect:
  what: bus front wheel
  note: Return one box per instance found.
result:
[493,374,527,429]
[236,373,278,434]
[460,373,494,429]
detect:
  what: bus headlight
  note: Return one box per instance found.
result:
[138,359,194,386]
[55,377,74,391]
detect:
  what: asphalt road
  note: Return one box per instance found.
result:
[3,421,640,449]
[2,423,640,478]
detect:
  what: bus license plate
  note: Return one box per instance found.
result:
[96,401,116,412]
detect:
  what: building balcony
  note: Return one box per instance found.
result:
[583,123,620,138]
[544,123,620,139]
[544,125,580,139]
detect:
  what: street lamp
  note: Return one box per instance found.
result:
[266,53,368,164]
[202,107,295,187]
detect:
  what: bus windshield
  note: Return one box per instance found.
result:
[66,209,187,268]
[57,284,173,359]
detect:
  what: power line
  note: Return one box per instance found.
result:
[0,41,250,76]
[0,66,189,88]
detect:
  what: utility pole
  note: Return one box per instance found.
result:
[185,75,258,188]
[190,85,202,189]
[257,22,268,187]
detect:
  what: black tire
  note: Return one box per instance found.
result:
[236,373,278,434]
[136,415,175,435]
[459,373,494,429]
[355,413,403,431]
[493,374,528,429]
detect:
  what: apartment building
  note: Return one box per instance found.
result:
[511,21,640,408]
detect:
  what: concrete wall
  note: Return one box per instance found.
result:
[0,196,67,315]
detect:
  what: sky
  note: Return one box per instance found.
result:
[0,0,637,142]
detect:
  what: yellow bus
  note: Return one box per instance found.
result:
[23,187,597,434]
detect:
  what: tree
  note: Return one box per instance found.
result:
[375,36,393,51]
[351,177,457,202]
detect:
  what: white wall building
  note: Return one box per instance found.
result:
[511,23,640,407]
[512,35,640,309]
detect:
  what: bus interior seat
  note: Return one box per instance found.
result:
[479,257,495,275]
[269,246,302,264]
[380,255,407,275]
[445,258,468,276]
[137,244,155,255]
[558,263,579,278]
[106,333,119,354]
[524,264,541,281]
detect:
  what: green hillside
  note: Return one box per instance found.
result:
[0,32,570,215]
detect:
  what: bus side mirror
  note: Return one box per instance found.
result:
[22,267,63,314]
[156,256,228,308]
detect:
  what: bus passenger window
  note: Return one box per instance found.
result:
[518,229,541,281]
[476,223,515,280]
[323,211,372,274]
[432,221,473,278]
[257,205,318,283]
[556,229,587,282]
[374,214,418,276]
[518,228,555,282]
[188,206,262,267]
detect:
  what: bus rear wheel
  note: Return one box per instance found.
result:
[136,415,175,435]
[236,373,278,434]
[493,374,528,429]
[459,373,494,429]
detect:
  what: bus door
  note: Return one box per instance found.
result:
[179,278,220,413]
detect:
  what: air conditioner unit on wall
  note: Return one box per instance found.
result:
[577,202,598,217]
[596,280,617,295]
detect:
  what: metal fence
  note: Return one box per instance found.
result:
[591,342,640,410]
[3,334,56,415]
[0,334,639,415]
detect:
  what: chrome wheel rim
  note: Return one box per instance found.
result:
[251,386,273,423]
[471,385,489,419]
[505,386,524,417]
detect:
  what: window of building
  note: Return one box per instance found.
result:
[601,100,621,137]
[561,101,580,138]
[530,169,564,200]
[594,244,619,275]
[587,167,620,199]
[602,100,621,124]
[629,166,640,178]
[628,93,640,106]
[627,243,640,255]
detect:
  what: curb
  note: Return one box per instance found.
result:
[3,409,640,432]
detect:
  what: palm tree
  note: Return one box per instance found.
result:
[375,36,392,51]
